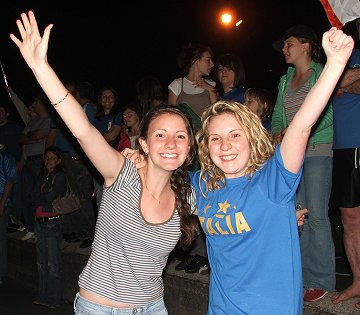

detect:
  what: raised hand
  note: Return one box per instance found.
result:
[10,10,53,70]
[322,27,354,65]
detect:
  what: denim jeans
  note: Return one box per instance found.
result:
[74,294,168,315]
[22,158,43,232]
[34,218,63,306]
[297,156,336,291]
[9,181,23,222]
[0,207,10,278]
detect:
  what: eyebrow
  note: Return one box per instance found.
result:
[209,128,243,135]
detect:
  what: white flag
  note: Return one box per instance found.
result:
[320,0,360,28]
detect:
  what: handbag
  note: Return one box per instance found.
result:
[52,179,81,215]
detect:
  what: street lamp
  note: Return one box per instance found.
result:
[220,10,242,28]
[221,13,232,24]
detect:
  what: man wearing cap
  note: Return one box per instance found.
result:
[271,24,335,303]
[330,18,360,308]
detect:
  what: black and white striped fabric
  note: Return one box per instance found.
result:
[78,159,181,305]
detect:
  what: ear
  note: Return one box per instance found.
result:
[138,137,149,154]
[302,42,310,53]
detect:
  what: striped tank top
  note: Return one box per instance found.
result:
[78,159,181,305]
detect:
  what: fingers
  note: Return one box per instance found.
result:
[330,33,350,51]
[15,18,26,40]
[21,12,32,35]
[10,11,35,46]
[325,27,354,51]
[28,10,40,35]
[9,33,21,47]
[297,208,309,216]
[42,24,54,44]
[121,148,136,157]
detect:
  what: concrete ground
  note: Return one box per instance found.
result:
[3,226,360,315]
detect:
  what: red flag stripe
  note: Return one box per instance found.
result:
[320,0,344,29]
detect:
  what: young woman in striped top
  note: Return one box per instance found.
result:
[11,11,198,314]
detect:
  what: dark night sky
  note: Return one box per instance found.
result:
[0,0,359,118]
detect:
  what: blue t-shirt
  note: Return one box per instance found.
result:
[0,120,23,161]
[84,103,96,124]
[190,146,303,315]
[332,49,360,149]
[50,117,77,156]
[92,111,123,147]
[0,149,18,207]
[221,86,246,103]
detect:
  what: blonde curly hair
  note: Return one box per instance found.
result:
[196,100,275,193]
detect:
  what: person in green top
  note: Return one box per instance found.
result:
[271,24,335,303]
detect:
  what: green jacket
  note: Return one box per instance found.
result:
[271,61,333,146]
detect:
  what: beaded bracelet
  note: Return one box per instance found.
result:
[51,90,69,106]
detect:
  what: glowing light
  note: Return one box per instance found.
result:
[221,13,232,24]
[236,20,243,27]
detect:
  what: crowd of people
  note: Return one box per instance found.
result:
[0,8,359,314]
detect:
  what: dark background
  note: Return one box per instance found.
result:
[0,0,359,119]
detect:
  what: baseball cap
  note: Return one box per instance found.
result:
[272,25,318,52]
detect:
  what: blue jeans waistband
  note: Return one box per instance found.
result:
[73,293,168,315]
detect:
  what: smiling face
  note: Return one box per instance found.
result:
[100,89,116,114]
[139,113,190,172]
[207,112,250,179]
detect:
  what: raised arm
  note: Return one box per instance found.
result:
[280,27,354,174]
[10,11,123,184]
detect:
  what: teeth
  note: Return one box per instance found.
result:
[221,155,236,161]
[161,154,177,158]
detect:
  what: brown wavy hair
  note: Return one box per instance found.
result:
[138,105,198,245]
[197,100,275,193]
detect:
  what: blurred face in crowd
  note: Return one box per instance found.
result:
[195,51,214,76]
[282,36,307,64]
[32,96,47,115]
[123,108,140,130]
[217,65,235,88]
[28,104,39,119]
[100,89,116,114]
[44,151,61,174]
[244,96,260,116]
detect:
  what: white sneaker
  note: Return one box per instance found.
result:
[21,231,35,241]
[16,221,25,232]
[199,265,210,275]
[17,226,26,232]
